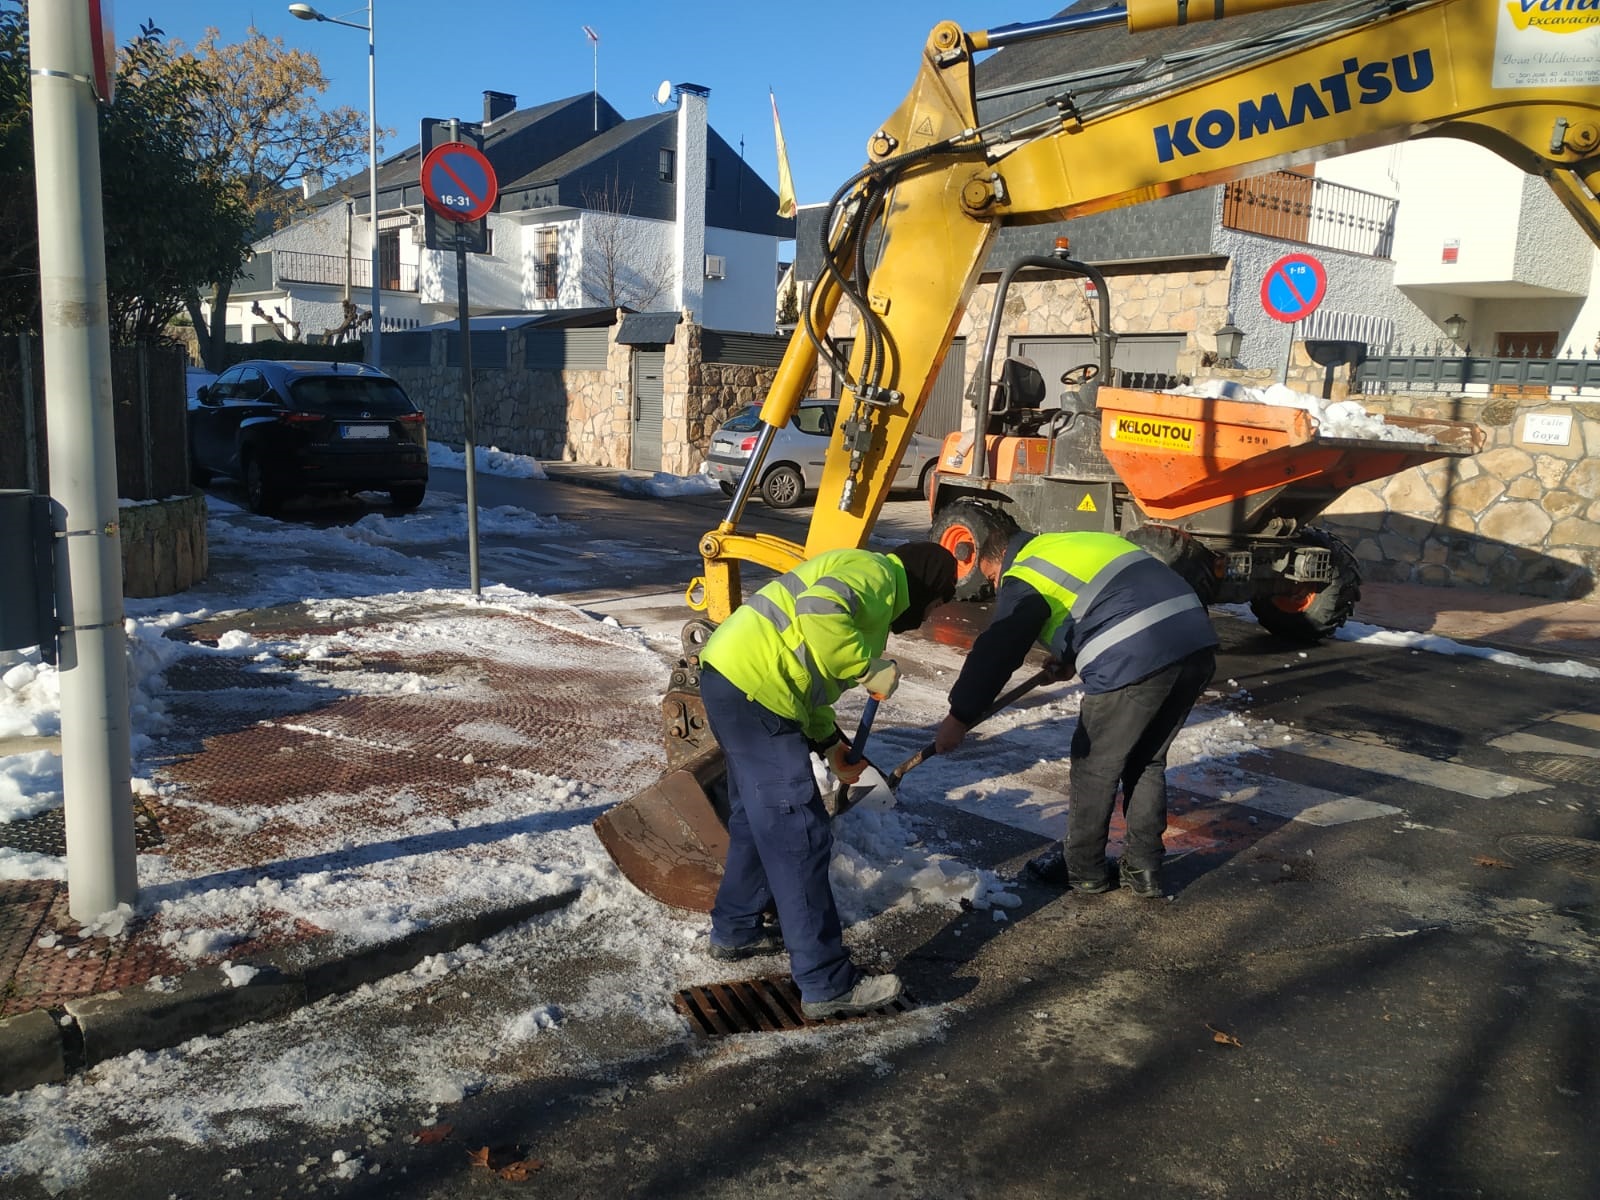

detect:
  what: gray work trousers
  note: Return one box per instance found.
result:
[1066,648,1215,882]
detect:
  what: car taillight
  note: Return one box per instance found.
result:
[398,412,425,424]
[739,436,757,452]
[278,411,326,424]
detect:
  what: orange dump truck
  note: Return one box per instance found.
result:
[929,374,1482,642]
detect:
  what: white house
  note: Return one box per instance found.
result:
[213,87,793,349]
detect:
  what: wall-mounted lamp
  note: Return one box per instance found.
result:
[1442,313,1467,344]
[1214,321,1245,368]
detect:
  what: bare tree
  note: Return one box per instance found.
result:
[579,175,672,310]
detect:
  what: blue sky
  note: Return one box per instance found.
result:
[128,0,1026,225]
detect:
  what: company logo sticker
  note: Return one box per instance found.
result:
[1495,0,1600,87]
[1109,417,1197,453]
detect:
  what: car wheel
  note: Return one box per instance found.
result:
[918,460,938,502]
[389,483,426,512]
[243,455,282,516]
[760,464,805,509]
[718,481,735,497]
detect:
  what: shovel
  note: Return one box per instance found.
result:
[831,668,1055,818]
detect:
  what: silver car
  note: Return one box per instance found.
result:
[704,399,944,509]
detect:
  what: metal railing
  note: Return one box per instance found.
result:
[1222,171,1397,258]
[275,249,418,293]
[1354,342,1600,396]
[532,259,558,300]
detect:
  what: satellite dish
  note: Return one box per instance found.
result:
[654,79,673,107]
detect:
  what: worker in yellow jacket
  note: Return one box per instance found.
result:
[937,529,1217,898]
[699,542,956,1020]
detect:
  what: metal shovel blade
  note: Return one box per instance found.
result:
[592,745,729,914]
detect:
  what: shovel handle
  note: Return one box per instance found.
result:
[844,695,879,764]
[885,667,1056,785]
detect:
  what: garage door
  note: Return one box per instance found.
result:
[1010,333,1186,394]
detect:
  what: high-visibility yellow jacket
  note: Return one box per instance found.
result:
[701,548,908,740]
[1003,531,1217,692]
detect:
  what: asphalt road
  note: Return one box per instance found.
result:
[67,471,1600,1199]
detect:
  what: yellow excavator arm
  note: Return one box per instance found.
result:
[687,0,1600,622]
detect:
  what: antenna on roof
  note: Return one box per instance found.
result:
[654,79,674,108]
[582,26,600,131]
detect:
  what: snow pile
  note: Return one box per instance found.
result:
[427,441,549,479]
[614,466,723,498]
[1173,378,1433,443]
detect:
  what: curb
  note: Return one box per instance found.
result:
[0,886,580,1093]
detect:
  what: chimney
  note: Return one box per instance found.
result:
[300,172,322,200]
[673,84,709,323]
[483,91,516,124]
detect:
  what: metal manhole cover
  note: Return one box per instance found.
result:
[674,974,915,1037]
[1498,834,1600,878]
[1512,755,1600,787]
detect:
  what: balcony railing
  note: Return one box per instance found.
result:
[1222,171,1397,258]
[275,249,418,294]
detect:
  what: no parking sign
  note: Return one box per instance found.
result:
[420,142,498,223]
[1260,253,1327,324]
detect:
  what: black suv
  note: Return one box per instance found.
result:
[188,360,428,514]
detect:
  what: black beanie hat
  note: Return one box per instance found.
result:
[891,541,958,618]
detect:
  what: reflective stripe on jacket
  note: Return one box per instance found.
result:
[701,548,907,740]
[1004,532,1217,693]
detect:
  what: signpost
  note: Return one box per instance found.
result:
[1260,252,1327,386]
[420,120,498,597]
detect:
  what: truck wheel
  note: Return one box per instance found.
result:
[1249,530,1361,642]
[1124,524,1218,605]
[931,499,1017,600]
[760,464,805,508]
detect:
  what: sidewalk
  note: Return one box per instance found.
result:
[3,470,1598,1091]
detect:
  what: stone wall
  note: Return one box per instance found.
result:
[121,493,207,598]
[662,324,783,477]
[1320,394,1599,599]
[391,321,782,476]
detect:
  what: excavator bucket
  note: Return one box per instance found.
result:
[593,718,732,913]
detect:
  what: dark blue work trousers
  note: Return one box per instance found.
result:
[700,666,855,1004]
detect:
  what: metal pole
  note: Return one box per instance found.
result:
[1279,321,1295,386]
[28,0,138,919]
[366,0,381,368]
[457,243,480,597]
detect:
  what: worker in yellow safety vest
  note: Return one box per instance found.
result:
[699,541,956,1020]
[936,530,1217,898]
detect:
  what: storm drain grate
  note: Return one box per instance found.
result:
[1498,834,1600,879]
[1512,754,1600,788]
[674,974,915,1036]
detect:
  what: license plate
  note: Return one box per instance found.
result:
[340,424,389,440]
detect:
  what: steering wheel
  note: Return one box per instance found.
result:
[1060,363,1100,387]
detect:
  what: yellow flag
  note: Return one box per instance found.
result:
[770,89,797,219]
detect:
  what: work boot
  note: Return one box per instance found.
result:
[1023,843,1070,887]
[801,973,904,1021]
[1120,862,1164,899]
[707,927,786,962]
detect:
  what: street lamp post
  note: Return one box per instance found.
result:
[289,2,381,368]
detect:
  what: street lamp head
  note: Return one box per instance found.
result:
[1214,321,1245,367]
[288,4,324,20]
[1442,313,1467,343]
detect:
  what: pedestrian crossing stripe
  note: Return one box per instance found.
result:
[1488,731,1600,759]
[1077,494,1097,512]
[1549,712,1600,734]
[1270,730,1547,798]
[1174,767,1403,826]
